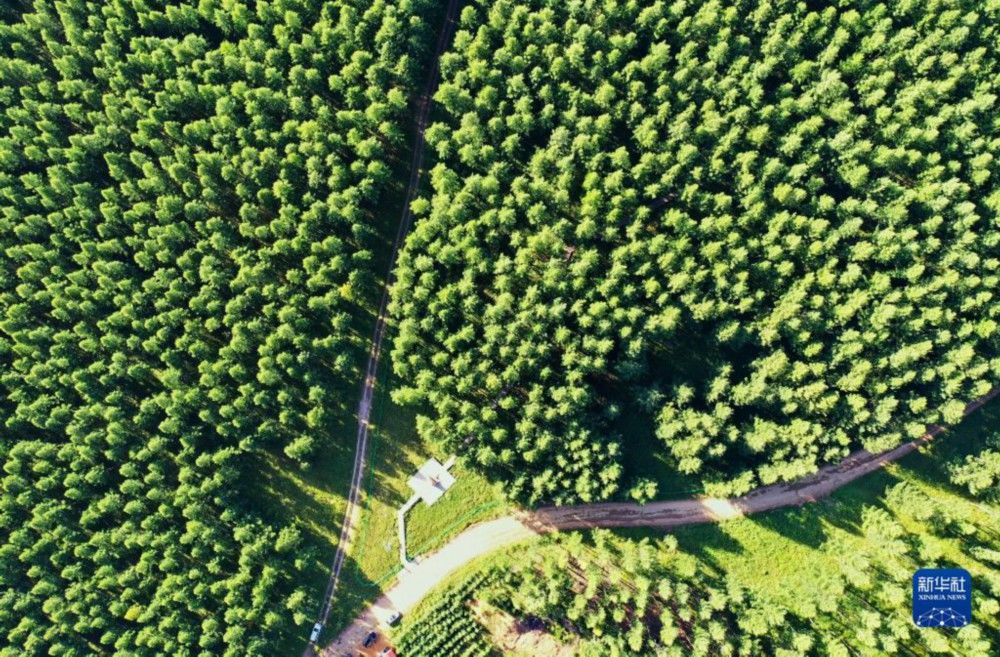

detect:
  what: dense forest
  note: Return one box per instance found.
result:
[5,0,1000,654]
[390,0,1000,505]
[0,0,433,654]
[395,447,1000,656]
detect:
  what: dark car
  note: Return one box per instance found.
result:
[362,631,378,648]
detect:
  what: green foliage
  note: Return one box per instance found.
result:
[498,531,825,656]
[950,450,1000,499]
[401,471,1000,656]
[949,425,1000,499]
[390,0,1000,504]
[628,476,658,504]
[0,1,434,655]
[394,569,500,657]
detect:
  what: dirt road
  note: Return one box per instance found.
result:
[321,516,536,655]
[305,1,462,654]
[324,389,998,654]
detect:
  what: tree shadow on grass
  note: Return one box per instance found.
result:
[745,503,832,550]
[267,550,384,657]
[737,398,1000,552]
[813,467,905,539]
[904,401,1000,488]
[667,523,745,576]
[366,371,429,507]
[323,553,389,644]
[234,447,382,655]
[612,395,705,501]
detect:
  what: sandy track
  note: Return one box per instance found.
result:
[305,1,463,654]
[321,516,536,655]
[323,389,998,654]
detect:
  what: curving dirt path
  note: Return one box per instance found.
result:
[322,389,998,654]
[304,1,462,654]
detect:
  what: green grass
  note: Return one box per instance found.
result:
[241,276,379,655]
[408,464,508,558]
[653,396,1000,621]
[249,449,352,654]
[247,77,439,653]
[324,350,508,633]
[398,398,1000,655]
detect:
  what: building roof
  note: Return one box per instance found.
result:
[407,458,456,506]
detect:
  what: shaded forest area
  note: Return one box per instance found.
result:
[390,0,1000,504]
[0,0,436,654]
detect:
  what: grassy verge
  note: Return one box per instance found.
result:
[614,395,1000,634]
[255,51,436,653]
[259,169,403,655]
[395,397,1000,654]
[324,348,508,632]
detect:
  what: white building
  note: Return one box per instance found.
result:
[406,457,456,506]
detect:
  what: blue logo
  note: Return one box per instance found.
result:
[912,568,972,627]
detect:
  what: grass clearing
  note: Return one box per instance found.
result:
[249,74,436,650]
[660,397,1000,621]
[398,398,1000,655]
[251,450,354,655]
[325,349,508,632]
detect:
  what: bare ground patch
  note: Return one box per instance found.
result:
[469,600,577,657]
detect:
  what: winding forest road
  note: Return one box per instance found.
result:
[306,1,1000,653]
[323,389,999,654]
[305,1,462,655]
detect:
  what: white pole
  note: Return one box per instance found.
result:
[396,494,420,568]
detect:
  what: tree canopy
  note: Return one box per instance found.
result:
[398,474,1000,656]
[390,0,1000,504]
[0,0,434,654]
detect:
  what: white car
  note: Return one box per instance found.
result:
[309,623,322,643]
[385,611,401,626]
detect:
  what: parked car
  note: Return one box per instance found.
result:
[385,610,401,626]
[362,631,378,648]
[379,648,397,657]
[309,623,322,643]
